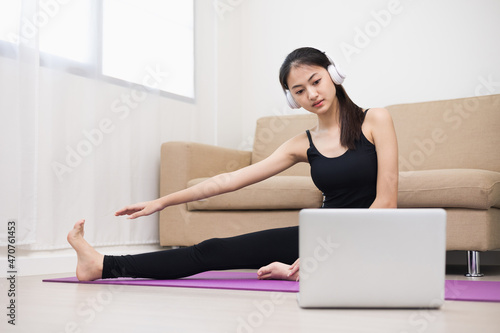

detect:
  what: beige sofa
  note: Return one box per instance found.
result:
[159,94,500,276]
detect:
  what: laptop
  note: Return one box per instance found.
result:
[298,208,446,308]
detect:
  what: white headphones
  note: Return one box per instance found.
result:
[284,54,346,109]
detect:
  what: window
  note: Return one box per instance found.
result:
[0,0,194,100]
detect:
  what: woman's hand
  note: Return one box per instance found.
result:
[115,199,164,219]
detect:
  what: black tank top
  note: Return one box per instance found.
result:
[306,110,377,208]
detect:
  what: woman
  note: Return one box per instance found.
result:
[67,47,398,282]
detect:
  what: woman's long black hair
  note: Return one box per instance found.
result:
[279,47,365,150]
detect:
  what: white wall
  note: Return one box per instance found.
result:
[214,0,500,149]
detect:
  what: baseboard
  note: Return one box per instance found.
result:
[0,243,166,277]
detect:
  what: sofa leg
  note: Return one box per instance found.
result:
[465,251,484,277]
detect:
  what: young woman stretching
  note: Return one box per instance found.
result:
[67,47,398,282]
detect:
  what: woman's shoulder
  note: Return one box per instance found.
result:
[364,107,392,121]
[364,107,394,129]
[362,108,394,144]
[283,131,311,163]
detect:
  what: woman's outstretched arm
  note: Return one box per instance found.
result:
[115,133,309,219]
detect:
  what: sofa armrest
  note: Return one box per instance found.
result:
[160,141,252,197]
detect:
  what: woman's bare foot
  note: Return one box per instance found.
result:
[67,219,104,281]
[257,262,299,281]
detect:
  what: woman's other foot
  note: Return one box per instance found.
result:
[257,262,299,281]
[67,219,104,281]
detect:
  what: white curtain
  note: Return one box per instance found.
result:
[0,0,188,250]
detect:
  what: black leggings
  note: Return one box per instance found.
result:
[102,226,298,279]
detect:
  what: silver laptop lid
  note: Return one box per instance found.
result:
[298,209,446,308]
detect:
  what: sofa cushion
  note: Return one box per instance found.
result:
[387,94,500,173]
[251,114,317,177]
[398,169,500,209]
[187,176,323,211]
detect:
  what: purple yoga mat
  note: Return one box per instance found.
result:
[43,271,299,293]
[43,272,500,302]
[444,280,500,302]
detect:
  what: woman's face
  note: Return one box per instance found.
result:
[286,64,337,114]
